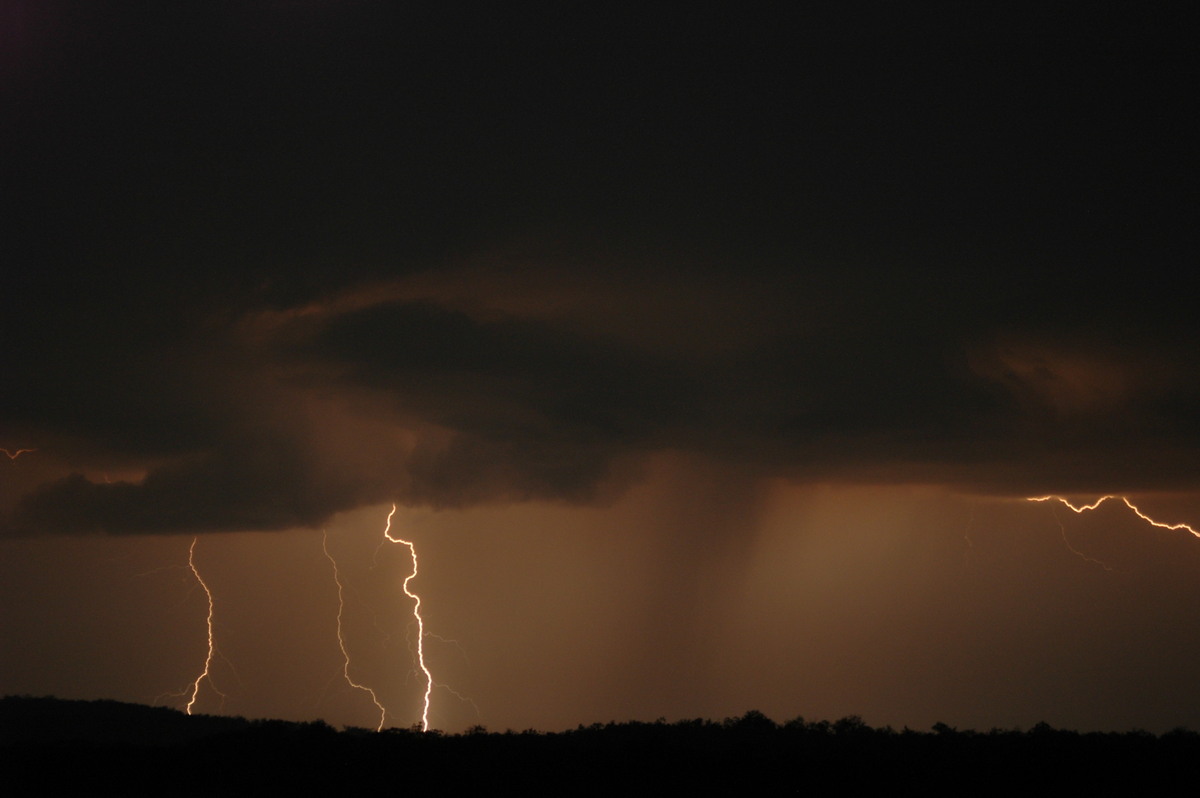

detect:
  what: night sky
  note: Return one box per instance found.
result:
[3,4,1199,733]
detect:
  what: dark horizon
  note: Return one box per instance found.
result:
[9,695,1200,796]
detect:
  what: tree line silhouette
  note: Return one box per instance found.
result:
[4,695,1197,795]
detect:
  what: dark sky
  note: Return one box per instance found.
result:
[3,3,1200,733]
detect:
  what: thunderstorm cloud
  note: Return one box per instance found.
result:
[3,4,1195,536]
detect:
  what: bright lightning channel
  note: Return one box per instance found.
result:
[380,503,434,732]
[321,529,389,730]
[1,447,35,461]
[185,537,225,715]
[1028,495,1200,539]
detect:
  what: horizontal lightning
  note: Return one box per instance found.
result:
[1,447,35,461]
[1027,495,1200,539]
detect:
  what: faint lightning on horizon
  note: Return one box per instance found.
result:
[322,529,390,730]
[1,447,35,462]
[380,503,434,732]
[961,509,977,565]
[1028,495,1200,540]
[185,537,225,715]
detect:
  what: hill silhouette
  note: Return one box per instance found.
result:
[4,695,1198,795]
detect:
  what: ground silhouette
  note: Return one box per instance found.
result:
[3,696,1196,795]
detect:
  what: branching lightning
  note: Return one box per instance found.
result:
[1028,495,1200,539]
[1047,506,1114,571]
[322,529,389,730]
[380,503,434,732]
[185,537,225,715]
[1,447,35,461]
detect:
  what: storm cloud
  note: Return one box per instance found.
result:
[4,4,1196,535]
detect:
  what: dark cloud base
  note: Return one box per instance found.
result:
[3,4,1196,535]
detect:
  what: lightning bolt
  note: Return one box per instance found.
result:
[1,447,35,462]
[185,537,225,715]
[1028,495,1200,539]
[380,503,434,732]
[321,529,390,730]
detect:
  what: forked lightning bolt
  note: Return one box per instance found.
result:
[1,447,35,462]
[381,503,434,732]
[1028,495,1200,539]
[322,530,389,730]
[185,537,225,715]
